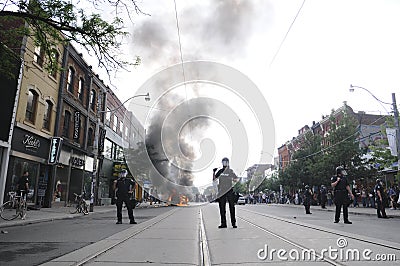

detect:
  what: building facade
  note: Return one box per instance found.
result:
[51,44,106,206]
[2,29,63,207]
[278,103,386,171]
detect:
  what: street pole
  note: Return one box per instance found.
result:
[391,93,400,175]
[90,92,150,212]
[350,85,400,179]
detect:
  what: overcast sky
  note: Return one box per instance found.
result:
[84,0,400,184]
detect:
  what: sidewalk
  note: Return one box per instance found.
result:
[269,202,400,218]
[0,202,168,229]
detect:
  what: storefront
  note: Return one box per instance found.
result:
[54,146,94,204]
[5,127,52,207]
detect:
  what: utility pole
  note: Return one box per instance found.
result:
[391,93,400,172]
[90,92,150,212]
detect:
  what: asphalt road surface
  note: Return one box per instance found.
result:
[0,206,172,266]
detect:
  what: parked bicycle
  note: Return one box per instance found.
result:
[69,193,89,215]
[0,191,27,220]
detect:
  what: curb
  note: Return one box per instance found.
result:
[0,204,169,229]
[268,203,400,218]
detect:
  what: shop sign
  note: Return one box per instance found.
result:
[22,134,41,151]
[73,111,80,140]
[71,156,85,167]
[48,137,62,165]
[12,127,50,159]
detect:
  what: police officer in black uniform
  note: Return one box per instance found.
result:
[331,166,354,224]
[213,157,239,228]
[17,171,30,198]
[113,169,136,224]
[374,179,388,219]
[303,185,312,214]
[320,185,327,209]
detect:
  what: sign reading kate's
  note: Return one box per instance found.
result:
[73,111,80,140]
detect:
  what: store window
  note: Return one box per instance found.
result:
[42,100,53,131]
[6,157,38,204]
[25,89,38,123]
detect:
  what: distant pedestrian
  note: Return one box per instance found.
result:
[361,187,368,207]
[320,185,327,209]
[213,157,239,228]
[374,179,388,219]
[331,166,354,224]
[17,171,30,199]
[303,185,312,214]
[352,184,360,207]
[368,187,375,208]
[327,190,333,206]
[113,169,136,224]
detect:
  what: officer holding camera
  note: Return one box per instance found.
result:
[213,157,239,229]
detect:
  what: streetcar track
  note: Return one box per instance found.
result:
[74,208,179,266]
[199,209,211,266]
[240,208,400,251]
[238,215,344,266]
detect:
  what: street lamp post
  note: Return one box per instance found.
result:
[90,92,150,212]
[349,84,400,172]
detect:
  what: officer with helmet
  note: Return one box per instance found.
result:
[213,157,239,228]
[113,169,136,224]
[331,166,354,224]
[303,185,312,214]
[374,178,388,218]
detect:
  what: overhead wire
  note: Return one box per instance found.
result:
[173,0,193,143]
[269,0,306,68]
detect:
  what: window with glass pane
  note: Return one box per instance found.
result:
[104,138,113,159]
[25,89,38,123]
[67,67,74,93]
[119,121,123,135]
[62,111,71,137]
[43,100,53,130]
[87,128,93,147]
[113,115,118,131]
[78,78,84,101]
[33,46,44,67]
[50,50,59,78]
[106,108,111,125]
[90,90,96,110]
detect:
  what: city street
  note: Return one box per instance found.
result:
[5,203,394,266]
[0,205,172,266]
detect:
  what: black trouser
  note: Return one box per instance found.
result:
[218,189,236,226]
[334,191,349,222]
[376,199,387,218]
[321,196,326,208]
[304,203,311,213]
[116,196,134,222]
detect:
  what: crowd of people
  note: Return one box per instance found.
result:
[243,182,400,211]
